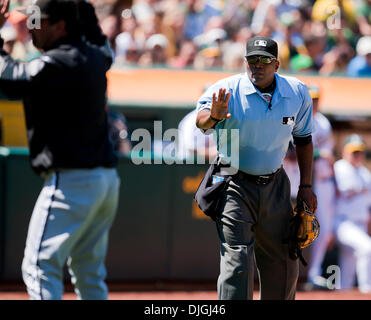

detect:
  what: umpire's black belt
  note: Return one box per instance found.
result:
[237,167,281,185]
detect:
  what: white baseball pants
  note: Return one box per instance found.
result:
[307,179,336,281]
[336,220,371,293]
[21,167,120,300]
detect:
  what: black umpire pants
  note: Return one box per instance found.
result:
[216,168,299,300]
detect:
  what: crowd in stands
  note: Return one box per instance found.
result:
[2,0,371,76]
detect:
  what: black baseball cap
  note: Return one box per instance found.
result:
[246,36,278,58]
[17,0,78,23]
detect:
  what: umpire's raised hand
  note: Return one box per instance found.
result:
[211,88,231,121]
[196,88,231,130]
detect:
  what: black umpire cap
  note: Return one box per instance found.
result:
[18,0,78,24]
[246,36,278,58]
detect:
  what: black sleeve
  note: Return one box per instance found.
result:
[0,39,51,99]
[0,38,28,99]
[77,2,113,68]
[293,135,312,146]
[77,1,107,46]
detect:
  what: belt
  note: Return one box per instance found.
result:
[237,167,282,185]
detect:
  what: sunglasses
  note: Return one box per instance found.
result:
[246,56,276,64]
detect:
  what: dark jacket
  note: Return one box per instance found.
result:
[0,3,117,174]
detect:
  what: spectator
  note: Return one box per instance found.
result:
[250,0,276,35]
[290,53,315,72]
[193,42,223,70]
[7,8,39,61]
[161,0,187,49]
[0,24,17,55]
[326,12,358,52]
[319,43,354,75]
[72,0,371,75]
[168,39,197,69]
[202,15,225,34]
[275,0,301,18]
[153,3,177,58]
[272,9,308,70]
[234,26,253,46]
[222,42,245,71]
[183,0,220,40]
[128,1,158,52]
[334,134,371,293]
[131,0,155,25]
[194,27,227,51]
[355,0,371,36]
[88,0,116,22]
[301,33,327,71]
[193,13,226,46]
[311,0,356,26]
[100,14,120,53]
[347,36,371,77]
[138,33,169,66]
[115,9,142,64]
[223,0,252,36]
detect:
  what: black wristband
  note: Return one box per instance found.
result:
[293,135,312,145]
[209,115,222,123]
[299,184,312,189]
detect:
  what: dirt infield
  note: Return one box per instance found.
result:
[1,284,370,300]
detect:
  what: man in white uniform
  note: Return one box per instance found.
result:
[177,109,217,161]
[305,85,337,289]
[334,134,371,293]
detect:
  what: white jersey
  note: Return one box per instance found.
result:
[283,158,300,198]
[177,110,216,159]
[334,159,371,223]
[312,112,334,181]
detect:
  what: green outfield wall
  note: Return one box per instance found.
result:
[0,147,220,282]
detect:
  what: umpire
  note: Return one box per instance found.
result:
[196,36,317,300]
[0,0,120,299]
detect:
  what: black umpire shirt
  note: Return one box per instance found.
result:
[0,4,117,175]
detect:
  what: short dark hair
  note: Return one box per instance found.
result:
[35,0,80,35]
